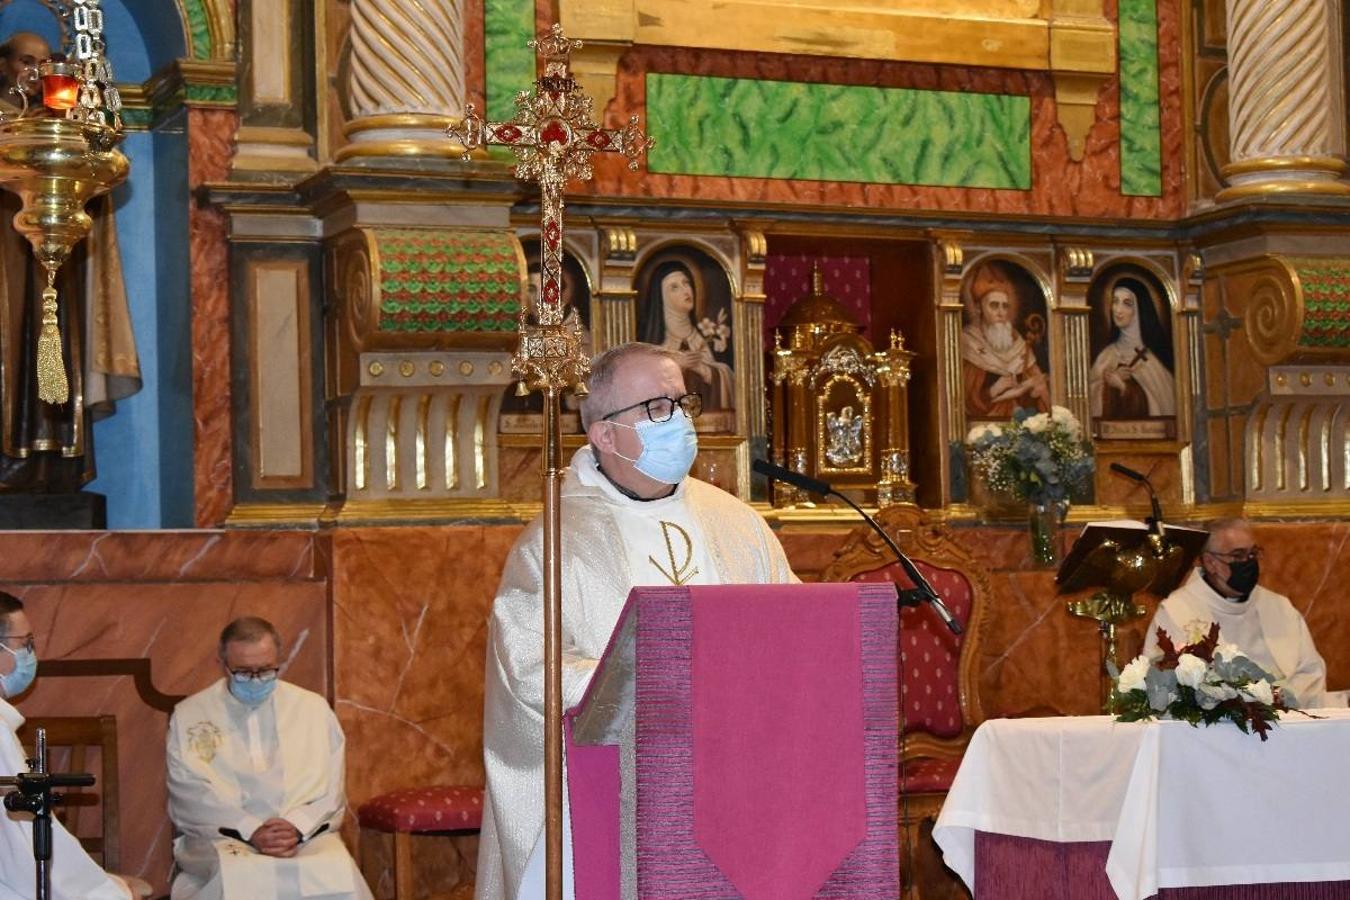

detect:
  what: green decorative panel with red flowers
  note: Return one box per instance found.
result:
[373,229,523,334]
[1293,258,1350,350]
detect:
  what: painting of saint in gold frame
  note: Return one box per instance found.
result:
[960,258,1051,422]
[498,239,593,430]
[1087,265,1177,440]
[635,247,736,432]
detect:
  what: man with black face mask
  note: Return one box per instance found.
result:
[1143,518,1343,709]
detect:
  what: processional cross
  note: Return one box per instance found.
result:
[447,24,650,900]
[450,24,650,395]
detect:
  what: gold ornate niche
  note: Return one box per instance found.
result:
[769,266,915,507]
[561,0,1114,161]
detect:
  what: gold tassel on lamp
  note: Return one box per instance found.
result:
[36,272,66,404]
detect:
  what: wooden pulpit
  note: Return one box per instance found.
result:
[566,582,899,898]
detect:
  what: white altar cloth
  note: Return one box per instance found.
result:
[933,708,1350,899]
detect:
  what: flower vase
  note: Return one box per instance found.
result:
[1027,502,1060,568]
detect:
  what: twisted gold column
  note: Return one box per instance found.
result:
[338,0,468,160]
[1218,0,1350,200]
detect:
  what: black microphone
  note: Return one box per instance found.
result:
[753,459,962,635]
[1110,462,1165,537]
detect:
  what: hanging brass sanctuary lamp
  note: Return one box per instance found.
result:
[0,0,127,405]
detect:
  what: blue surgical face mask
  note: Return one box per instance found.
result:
[229,675,277,707]
[611,414,698,485]
[0,645,37,698]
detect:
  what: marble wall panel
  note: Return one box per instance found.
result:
[0,530,324,895]
[329,524,523,812]
[0,530,315,582]
[8,517,1342,895]
[189,108,239,527]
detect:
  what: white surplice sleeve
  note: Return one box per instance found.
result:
[490,521,601,716]
[282,704,347,840]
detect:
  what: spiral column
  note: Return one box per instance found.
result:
[337,0,468,160]
[1218,0,1350,200]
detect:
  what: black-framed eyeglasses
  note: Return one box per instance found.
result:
[1205,546,1263,564]
[0,634,34,653]
[602,393,703,424]
[226,666,280,683]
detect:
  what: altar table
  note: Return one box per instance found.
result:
[932,709,1350,899]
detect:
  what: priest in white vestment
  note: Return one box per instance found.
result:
[475,343,797,899]
[0,592,133,900]
[166,617,372,900]
[1143,519,1344,709]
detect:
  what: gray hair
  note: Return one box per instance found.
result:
[580,343,682,430]
[218,616,281,657]
[1204,517,1251,551]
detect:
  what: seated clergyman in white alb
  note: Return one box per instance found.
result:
[0,591,134,899]
[475,343,797,899]
[1144,518,1345,709]
[166,617,373,900]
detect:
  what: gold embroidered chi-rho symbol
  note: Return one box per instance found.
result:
[650,521,700,585]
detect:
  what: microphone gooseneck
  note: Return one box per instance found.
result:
[1109,462,1165,537]
[752,459,962,635]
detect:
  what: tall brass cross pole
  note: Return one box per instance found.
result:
[448,24,650,900]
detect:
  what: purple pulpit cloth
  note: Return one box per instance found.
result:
[567,582,898,898]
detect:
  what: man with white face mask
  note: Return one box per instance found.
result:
[166,617,372,900]
[0,592,133,899]
[476,343,797,899]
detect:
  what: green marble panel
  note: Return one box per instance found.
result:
[1119,0,1162,197]
[484,0,536,122]
[646,74,1031,189]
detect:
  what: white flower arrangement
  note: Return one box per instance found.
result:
[1108,623,1293,741]
[964,405,1093,505]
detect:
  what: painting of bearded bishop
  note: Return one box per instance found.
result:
[960,259,1051,420]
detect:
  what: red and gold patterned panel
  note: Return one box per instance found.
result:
[901,756,962,794]
[851,560,973,739]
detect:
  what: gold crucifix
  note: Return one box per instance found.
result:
[448,23,651,396]
[447,24,650,900]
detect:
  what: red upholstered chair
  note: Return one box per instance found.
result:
[821,504,989,897]
[357,785,483,899]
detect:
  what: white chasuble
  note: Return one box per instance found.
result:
[166,680,372,900]
[1145,569,1337,710]
[0,699,131,899]
[476,447,797,900]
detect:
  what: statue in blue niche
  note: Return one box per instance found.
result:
[0,31,141,522]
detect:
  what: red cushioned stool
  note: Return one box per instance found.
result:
[357,786,483,899]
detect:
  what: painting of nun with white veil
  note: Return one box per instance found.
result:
[1088,268,1177,438]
